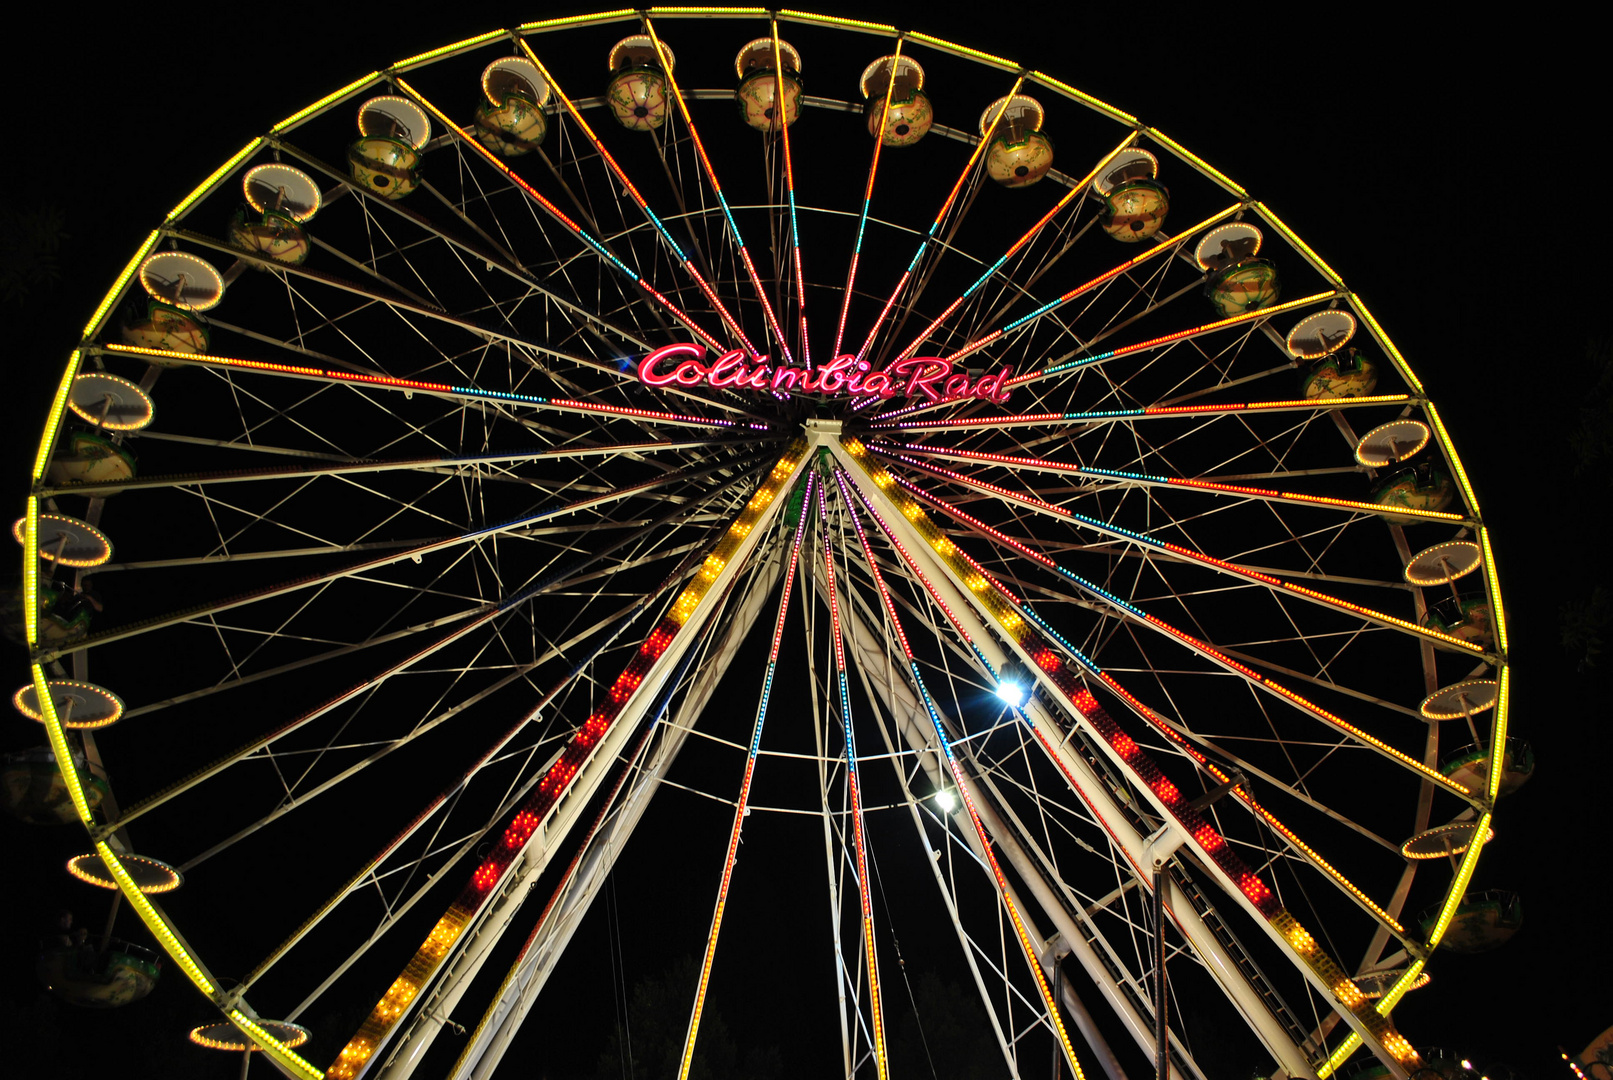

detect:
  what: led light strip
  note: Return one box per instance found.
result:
[873,391,1412,433]
[328,440,810,1078]
[891,441,1469,523]
[1026,71,1136,125]
[100,343,752,431]
[1253,202,1343,288]
[393,77,732,357]
[1348,294,1425,396]
[837,437,1424,1070]
[996,287,1333,380]
[513,38,761,360]
[882,133,1140,370]
[831,37,903,363]
[518,9,636,32]
[643,16,795,363]
[392,29,509,71]
[852,76,1026,365]
[677,473,816,1080]
[1144,128,1247,199]
[22,496,320,1074]
[830,466,1087,1080]
[882,473,1459,920]
[920,204,1245,373]
[772,19,812,367]
[778,8,897,33]
[271,72,384,134]
[818,472,891,1080]
[877,449,1488,660]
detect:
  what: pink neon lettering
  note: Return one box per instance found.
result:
[894,358,950,403]
[635,343,1011,405]
[639,343,703,386]
[707,350,748,388]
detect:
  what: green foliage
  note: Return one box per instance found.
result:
[592,955,768,1080]
[1564,340,1613,668]
[0,202,67,306]
[888,971,1001,1079]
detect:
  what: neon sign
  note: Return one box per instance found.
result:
[637,344,1013,404]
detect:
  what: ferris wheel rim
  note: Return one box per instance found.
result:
[17,10,1508,1080]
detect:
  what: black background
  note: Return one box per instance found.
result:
[3,4,1605,1078]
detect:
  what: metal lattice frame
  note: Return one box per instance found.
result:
[19,10,1508,1080]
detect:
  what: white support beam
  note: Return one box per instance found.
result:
[365,447,813,1080]
[828,440,1325,1079]
[448,540,789,1080]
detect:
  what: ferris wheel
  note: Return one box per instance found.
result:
[12,9,1525,1080]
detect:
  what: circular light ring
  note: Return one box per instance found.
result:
[1404,540,1483,585]
[1352,968,1431,1000]
[978,94,1044,136]
[67,852,183,893]
[68,372,155,431]
[13,680,124,729]
[357,96,432,149]
[242,164,322,223]
[138,251,225,312]
[1400,822,1493,860]
[1354,419,1430,467]
[1194,222,1264,270]
[1285,310,1358,359]
[734,37,802,77]
[190,1020,311,1050]
[482,56,550,108]
[1419,679,1499,720]
[12,513,113,567]
[608,35,674,73]
[859,54,925,97]
[1092,148,1160,194]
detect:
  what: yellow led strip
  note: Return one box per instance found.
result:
[272,72,384,133]
[1479,527,1509,656]
[650,5,769,13]
[1026,72,1136,125]
[843,438,1424,1070]
[393,29,509,71]
[1253,201,1345,288]
[167,140,263,222]
[1144,128,1248,199]
[1229,780,1403,932]
[1488,665,1511,801]
[28,357,318,1071]
[1318,1032,1362,1078]
[228,1011,326,1080]
[904,30,1017,70]
[328,443,808,1078]
[82,235,160,339]
[1425,401,1481,517]
[517,9,636,32]
[1420,811,1492,951]
[32,350,85,482]
[777,8,896,32]
[1348,294,1425,395]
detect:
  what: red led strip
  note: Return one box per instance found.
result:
[894,471,1470,798]
[830,467,1086,1078]
[854,78,1024,364]
[893,441,1465,522]
[643,19,793,364]
[678,473,815,1080]
[818,476,890,1080]
[395,78,732,357]
[102,344,744,431]
[878,449,1484,655]
[840,444,1419,1059]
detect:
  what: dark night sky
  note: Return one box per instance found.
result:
[3,6,1605,1079]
